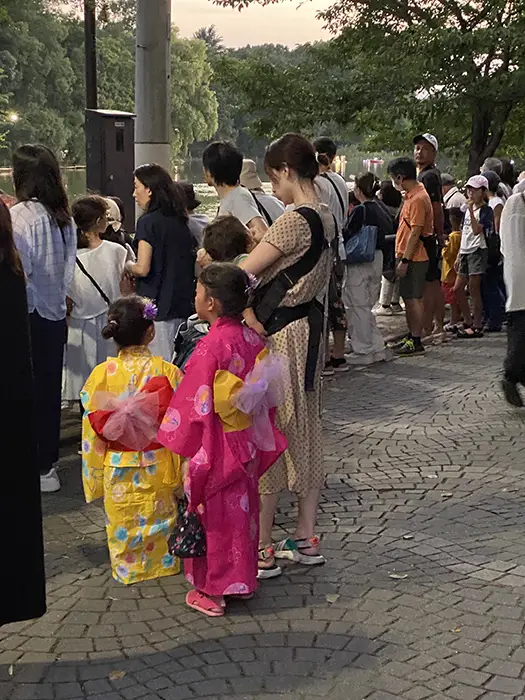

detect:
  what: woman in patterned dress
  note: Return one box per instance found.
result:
[240,133,335,578]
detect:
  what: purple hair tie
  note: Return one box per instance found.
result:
[143,299,158,321]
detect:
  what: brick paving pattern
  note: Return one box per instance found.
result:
[4,332,525,699]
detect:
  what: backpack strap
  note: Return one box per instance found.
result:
[255,207,327,326]
[248,190,273,227]
[75,257,111,306]
[321,172,346,220]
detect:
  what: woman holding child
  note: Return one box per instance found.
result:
[240,133,335,577]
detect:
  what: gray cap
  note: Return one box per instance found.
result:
[441,173,455,186]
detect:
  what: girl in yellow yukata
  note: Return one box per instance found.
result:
[81,295,183,584]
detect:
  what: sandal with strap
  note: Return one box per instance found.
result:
[457,326,484,338]
[274,536,326,566]
[186,590,225,617]
[257,545,282,580]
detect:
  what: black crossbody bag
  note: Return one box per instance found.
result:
[254,207,329,391]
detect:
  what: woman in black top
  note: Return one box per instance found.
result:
[126,164,196,360]
[342,172,394,365]
[0,200,46,625]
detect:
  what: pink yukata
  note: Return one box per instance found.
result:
[158,317,287,597]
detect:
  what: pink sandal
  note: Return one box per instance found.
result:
[186,590,225,617]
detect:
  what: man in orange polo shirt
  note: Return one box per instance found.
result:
[387,157,434,356]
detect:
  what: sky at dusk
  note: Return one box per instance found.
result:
[173,0,334,48]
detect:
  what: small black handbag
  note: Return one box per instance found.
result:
[168,497,207,559]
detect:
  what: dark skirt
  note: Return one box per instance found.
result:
[0,262,46,625]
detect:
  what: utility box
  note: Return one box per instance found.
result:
[85,109,136,231]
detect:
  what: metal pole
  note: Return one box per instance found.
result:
[84,0,98,110]
[135,0,172,172]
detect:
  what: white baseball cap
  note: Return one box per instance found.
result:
[466,175,489,190]
[413,133,439,152]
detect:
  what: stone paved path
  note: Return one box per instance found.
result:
[5,333,525,700]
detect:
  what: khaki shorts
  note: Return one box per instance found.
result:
[458,249,488,277]
[399,260,429,301]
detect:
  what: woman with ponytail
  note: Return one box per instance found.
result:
[64,196,127,409]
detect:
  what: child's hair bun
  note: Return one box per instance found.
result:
[101,319,118,340]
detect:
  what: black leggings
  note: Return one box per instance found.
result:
[30,313,67,475]
[504,310,525,385]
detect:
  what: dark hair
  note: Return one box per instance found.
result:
[500,158,517,188]
[387,157,417,181]
[107,196,125,223]
[355,172,380,200]
[448,207,463,232]
[12,144,71,230]
[199,263,250,318]
[72,195,108,249]
[102,296,154,347]
[348,190,359,207]
[265,133,318,182]
[202,141,243,187]
[379,180,402,209]
[313,137,337,162]
[134,164,188,220]
[203,216,250,262]
[483,170,501,195]
[0,199,22,275]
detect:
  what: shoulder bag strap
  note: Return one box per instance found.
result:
[75,257,111,306]
[248,190,273,227]
[321,172,346,220]
[254,207,327,325]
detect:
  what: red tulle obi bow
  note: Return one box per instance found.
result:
[88,376,173,452]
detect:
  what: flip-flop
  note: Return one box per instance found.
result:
[186,590,224,617]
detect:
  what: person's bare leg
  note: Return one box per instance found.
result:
[332,330,346,360]
[454,275,472,324]
[295,488,322,541]
[433,281,445,333]
[259,493,280,546]
[423,282,436,337]
[450,300,462,325]
[404,298,424,338]
[469,274,483,329]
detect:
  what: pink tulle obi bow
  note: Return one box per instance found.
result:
[231,354,289,452]
[89,376,173,452]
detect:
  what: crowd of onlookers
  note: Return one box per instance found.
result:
[4,132,525,621]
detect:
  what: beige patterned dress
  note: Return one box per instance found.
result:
[257,203,335,497]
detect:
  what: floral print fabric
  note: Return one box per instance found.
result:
[81,347,183,584]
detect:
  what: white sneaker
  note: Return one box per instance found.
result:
[40,467,61,493]
[374,305,393,316]
[346,353,376,366]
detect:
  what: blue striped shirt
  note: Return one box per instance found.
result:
[11,201,77,321]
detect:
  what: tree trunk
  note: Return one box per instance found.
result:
[467,102,513,176]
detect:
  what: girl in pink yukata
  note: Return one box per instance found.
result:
[158,263,287,617]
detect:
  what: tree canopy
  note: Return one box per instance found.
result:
[213,0,525,173]
[0,2,217,164]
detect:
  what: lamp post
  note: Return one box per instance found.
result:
[135,0,172,171]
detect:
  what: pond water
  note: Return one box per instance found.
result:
[0,154,388,218]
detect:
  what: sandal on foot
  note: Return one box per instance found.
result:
[274,536,326,566]
[456,326,483,338]
[257,545,282,580]
[186,590,224,617]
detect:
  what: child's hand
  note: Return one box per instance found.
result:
[251,319,268,338]
[197,248,213,268]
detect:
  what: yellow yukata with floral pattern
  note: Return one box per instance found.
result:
[81,346,183,584]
